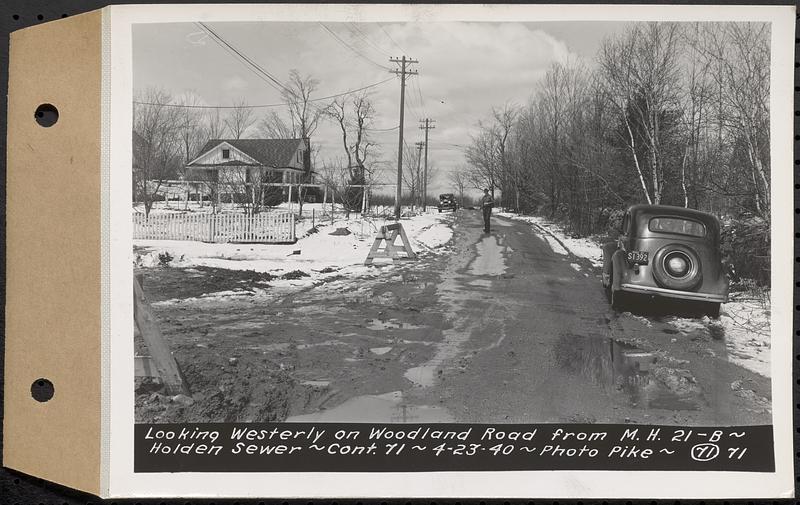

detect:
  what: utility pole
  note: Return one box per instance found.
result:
[419,118,436,212]
[390,56,418,220]
[415,141,424,209]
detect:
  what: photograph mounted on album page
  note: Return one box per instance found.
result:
[3,2,795,499]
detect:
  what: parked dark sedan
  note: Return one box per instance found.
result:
[601,204,728,317]
[438,193,458,212]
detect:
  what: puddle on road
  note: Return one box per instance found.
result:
[366,319,423,331]
[489,218,514,228]
[403,317,475,387]
[404,364,438,387]
[404,225,513,389]
[554,333,703,411]
[370,346,392,355]
[469,235,507,276]
[285,391,453,423]
[301,380,331,387]
[468,279,492,288]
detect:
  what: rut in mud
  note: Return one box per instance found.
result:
[134,256,455,423]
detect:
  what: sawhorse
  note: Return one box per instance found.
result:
[364,222,417,265]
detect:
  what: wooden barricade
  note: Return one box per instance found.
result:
[364,222,417,265]
[133,275,190,395]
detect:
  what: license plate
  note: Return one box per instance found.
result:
[627,250,649,265]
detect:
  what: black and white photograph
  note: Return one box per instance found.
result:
[2,2,793,500]
[130,15,778,429]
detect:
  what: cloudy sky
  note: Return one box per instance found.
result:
[133,20,627,195]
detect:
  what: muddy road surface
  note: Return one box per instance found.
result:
[135,211,771,426]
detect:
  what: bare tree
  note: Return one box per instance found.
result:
[465,124,500,194]
[283,70,324,139]
[401,141,424,210]
[174,92,208,208]
[317,157,359,218]
[448,168,468,207]
[133,88,182,217]
[351,93,376,182]
[694,23,771,217]
[225,99,256,139]
[257,110,295,139]
[324,92,378,212]
[492,104,518,208]
[473,21,771,283]
[599,22,683,205]
[207,108,229,139]
[280,70,324,214]
[325,97,353,172]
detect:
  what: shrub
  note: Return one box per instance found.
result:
[281,270,310,280]
[603,208,625,238]
[157,251,174,267]
[719,216,770,285]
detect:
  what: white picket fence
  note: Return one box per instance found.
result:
[133,211,296,243]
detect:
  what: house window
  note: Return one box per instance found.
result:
[222,148,230,159]
[297,150,302,163]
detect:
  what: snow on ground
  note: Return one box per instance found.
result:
[663,296,771,378]
[135,211,454,289]
[495,211,603,267]
[665,297,771,377]
[718,298,771,377]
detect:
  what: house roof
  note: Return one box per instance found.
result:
[191,138,306,168]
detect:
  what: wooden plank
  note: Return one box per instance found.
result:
[384,229,400,258]
[134,356,158,378]
[364,237,384,265]
[397,224,418,259]
[133,276,190,395]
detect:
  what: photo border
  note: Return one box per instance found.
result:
[107,3,795,498]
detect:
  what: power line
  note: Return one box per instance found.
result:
[197,22,291,96]
[414,78,426,112]
[365,124,400,132]
[348,23,393,58]
[406,80,425,121]
[319,23,391,71]
[378,23,406,54]
[133,77,396,109]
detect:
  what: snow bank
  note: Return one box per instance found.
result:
[664,297,770,378]
[495,211,603,267]
[718,297,771,377]
[134,212,454,287]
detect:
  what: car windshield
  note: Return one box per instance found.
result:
[648,217,706,237]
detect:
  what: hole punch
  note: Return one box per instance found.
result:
[30,378,54,402]
[12,14,19,20]
[36,14,43,21]
[34,103,59,127]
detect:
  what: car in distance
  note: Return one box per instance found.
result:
[601,204,728,318]
[437,193,458,213]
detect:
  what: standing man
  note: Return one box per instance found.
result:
[480,188,494,233]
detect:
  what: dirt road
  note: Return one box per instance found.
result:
[136,210,771,425]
